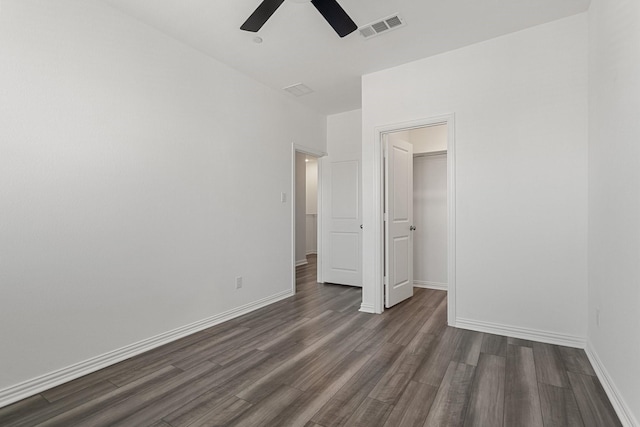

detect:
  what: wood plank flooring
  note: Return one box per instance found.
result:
[0,255,622,426]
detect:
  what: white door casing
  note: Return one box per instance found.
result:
[385,136,414,307]
[321,156,362,286]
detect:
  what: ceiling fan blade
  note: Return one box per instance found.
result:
[311,0,357,37]
[240,0,285,32]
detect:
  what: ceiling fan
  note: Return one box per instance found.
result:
[240,0,358,38]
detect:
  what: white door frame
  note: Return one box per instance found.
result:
[291,143,327,294]
[371,114,456,325]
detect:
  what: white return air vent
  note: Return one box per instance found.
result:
[359,14,406,39]
[283,83,314,97]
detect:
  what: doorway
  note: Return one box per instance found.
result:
[413,149,448,291]
[374,115,456,322]
[295,152,318,267]
[291,144,325,294]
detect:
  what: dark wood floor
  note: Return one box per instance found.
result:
[0,255,622,426]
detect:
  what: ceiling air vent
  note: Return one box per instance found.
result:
[359,14,406,39]
[283,83,314,97]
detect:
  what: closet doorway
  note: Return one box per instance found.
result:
[384,122,450,307]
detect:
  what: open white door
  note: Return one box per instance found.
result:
[385,136,414,307]
[321,156,362,286]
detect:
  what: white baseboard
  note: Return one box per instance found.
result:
[359,303,376,314]
[305,251,317,256]
[414,280,447,291]
[585,342,638,427]
[295,259,308,267]
[455,317,586,348]
[0,289,294,409]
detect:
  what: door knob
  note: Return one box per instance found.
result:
[410,225,416,231]
[360,224,363,229]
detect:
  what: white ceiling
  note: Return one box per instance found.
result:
[101,0,590,115]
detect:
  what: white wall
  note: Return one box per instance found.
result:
[587,0,640,424]
[413,154,448,289]
[305,159,318,255]
[362,14,588,341]
[295,152,307,264]
[305,215,317,255]
[388,130,411,146]
[0,0,325,396]
[306,159,318,214]
[327,110,363,159]
[411,125,448,154]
